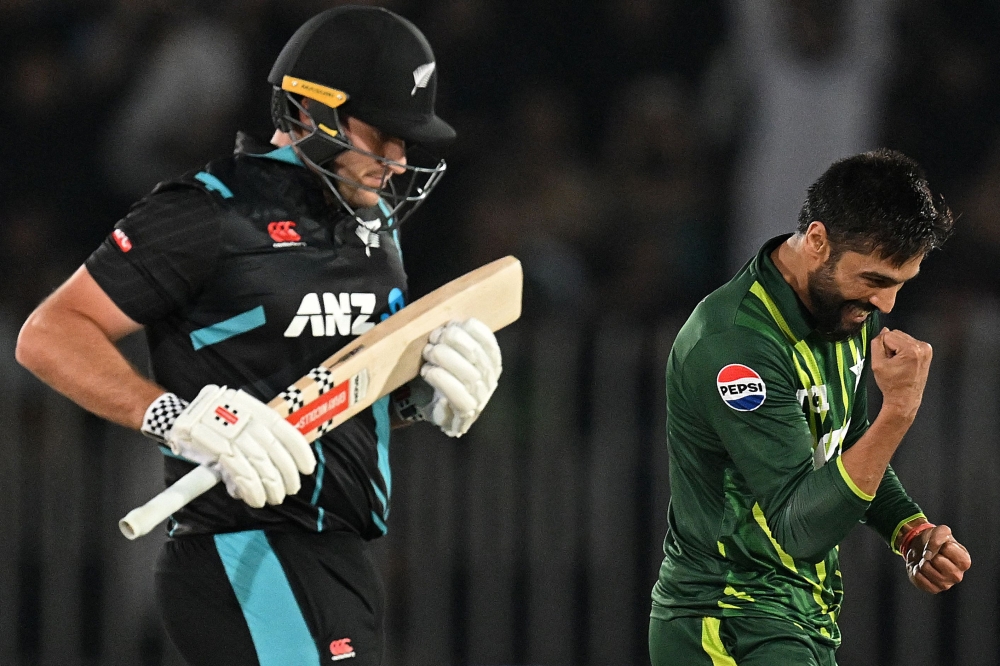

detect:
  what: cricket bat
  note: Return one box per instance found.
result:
[119,256,523,539]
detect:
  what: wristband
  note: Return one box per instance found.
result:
[140,392,189,443]
[898,522,936,558]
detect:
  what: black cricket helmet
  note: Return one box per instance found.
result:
[268,5,455,227]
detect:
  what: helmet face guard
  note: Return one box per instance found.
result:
[274,83,447,230]
[266,7,456,230]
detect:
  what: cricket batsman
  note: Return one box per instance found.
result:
[650,149,971,665]
[16,6,502,665]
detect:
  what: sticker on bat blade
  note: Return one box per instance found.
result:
[285,369,369,434]
[717,364,766,411]
[327,344,365,369]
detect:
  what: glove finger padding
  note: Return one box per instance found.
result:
[459,318,502,376]
[234,428,288,505]
[422,342,489,403]
[246,420,303,496]
[429,395,476,437]
[421,364,479,415]
[429,323,499,388]
[247,394,316,475]
[207,436,268,508]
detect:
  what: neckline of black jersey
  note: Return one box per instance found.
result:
[231,132,398,233]
[234,131,305,167]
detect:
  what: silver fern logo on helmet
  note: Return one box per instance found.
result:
[411,62,435,96]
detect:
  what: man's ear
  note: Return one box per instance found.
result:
[803,221,831,266]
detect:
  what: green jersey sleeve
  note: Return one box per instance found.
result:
[680,328,873,563]
[864,465,925,552]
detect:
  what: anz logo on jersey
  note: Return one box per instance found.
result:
[284,288,406,337]
[284,292,377,337]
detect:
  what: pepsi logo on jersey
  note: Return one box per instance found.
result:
[717,364,767,411]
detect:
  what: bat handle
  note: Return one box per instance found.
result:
[118,465,220,540]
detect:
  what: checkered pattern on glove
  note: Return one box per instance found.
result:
[140,392,189,443]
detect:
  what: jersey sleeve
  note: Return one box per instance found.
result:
[862,465,925,553]
[683,329,873,563]
[85,185,223,324]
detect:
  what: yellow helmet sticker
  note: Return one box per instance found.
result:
[318,123,339,138]
[281,76,348,108]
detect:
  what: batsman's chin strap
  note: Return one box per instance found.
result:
[141,392,189,443]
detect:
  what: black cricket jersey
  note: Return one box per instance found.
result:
[86,133,408,540]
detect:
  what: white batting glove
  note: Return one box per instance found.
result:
[162,385,316,508]
[413,318,502,437]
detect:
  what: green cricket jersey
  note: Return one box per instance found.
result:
[651,235,925,647]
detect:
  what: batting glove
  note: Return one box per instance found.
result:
[149,386,316,508]
[395,318,502,437]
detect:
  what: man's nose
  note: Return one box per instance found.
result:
[381,138,407,175]
[869,286,900,314]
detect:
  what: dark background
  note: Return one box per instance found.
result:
[1,0,999,664]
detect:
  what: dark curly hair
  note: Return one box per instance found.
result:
[797,149,954,266]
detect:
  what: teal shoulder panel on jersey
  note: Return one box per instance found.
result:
[194,171,235,199]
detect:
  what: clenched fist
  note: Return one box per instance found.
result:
[870,327,933,421]
[905,525,972,594]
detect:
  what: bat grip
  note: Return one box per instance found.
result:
[118,465,220,540]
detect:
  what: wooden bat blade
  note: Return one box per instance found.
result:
[119,256,523,539]
[270,255,523,441]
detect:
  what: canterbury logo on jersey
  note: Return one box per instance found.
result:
[112,229,133,252]
[330,637,356,660]
[284,293,377,337]
[268,220,306,248]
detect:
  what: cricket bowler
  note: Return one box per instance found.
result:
[650,149,971,665]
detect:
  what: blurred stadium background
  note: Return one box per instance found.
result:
[1,0,999,664]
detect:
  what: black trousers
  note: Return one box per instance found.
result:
[155,529,384,666]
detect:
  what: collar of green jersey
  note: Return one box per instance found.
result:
[750,234,817,342]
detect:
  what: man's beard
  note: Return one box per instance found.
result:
[806,262,876,341]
